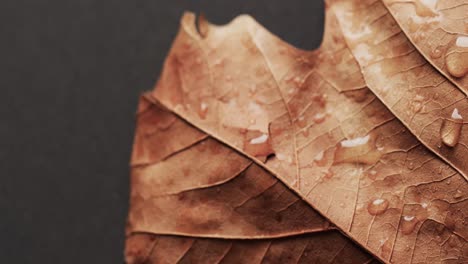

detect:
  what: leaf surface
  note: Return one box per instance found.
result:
[127,2,468,263]
[332,0,468,181]
[382,0,468,88]
[126,99,377,263]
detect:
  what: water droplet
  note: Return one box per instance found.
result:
[410,95,425,114]
[367,169,378,180]
[249,84,257,95]
[411,0,438,17]
[198,102,209,119]
[213,58,224,67]
[244,133,273,157]
[323,169,334,179]
[430,46,443,59]
[276,153,287,161]
[445,36,468,77]
[440,108,463,147]
[313,113,326,124]
[311,93,327,108]
[313,151,326,166]
[407,19,419,33]
[453,189,463,199]
[154,114,176,131]
[421,203,428,209]
[297,116,307,128]
[407,161,415,170]
[293,76,303,87]
[400,215,418,235]
[367,198,389,215]
[225,75,232,82]
[456,36,468,48]
[333,134,382,165]
[250,134,268,145]
[249,119,256,125]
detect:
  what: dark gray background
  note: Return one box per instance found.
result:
[0,1,324,263]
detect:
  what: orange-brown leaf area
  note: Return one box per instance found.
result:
[126,99,377,263]
[125,233,379,264]
[126,1,468,263]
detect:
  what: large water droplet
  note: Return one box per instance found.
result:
[440,108,463,147]
[400,216,419,235]
[367,198,389,215]
[333,134,382,165]
[445,36,468,78]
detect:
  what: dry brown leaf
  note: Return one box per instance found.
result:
[383,0,468,86]
[126,98,377,263]
[126,1,468,263]
[332,0,468,182]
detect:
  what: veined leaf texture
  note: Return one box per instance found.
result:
[126,0,468,263]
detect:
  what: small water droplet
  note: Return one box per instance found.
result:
[323,169,334,179]
[276,153,286,161]
[249,119,256,125]
[213,58,224,67]
[421,203,428,209]
[367,169,378,180]
[313,113,326,124]
[297,116,307,128]
[453,189,463,199]
[430,46,443,59]
[334,134,382,165]
[367,198,389,215]
[440,109,463,147]
[411,95,425,114]
[400,215,418,235]
[198,102,209,119]
[311,93,327,108]
[293,76,303,87]
[313,151,326,166]
[225,75,232,82]
[244,133,273,157]
[250,134,268,145]
[407,19,419,33]
[249,84,257,95]
[407,161,415,170]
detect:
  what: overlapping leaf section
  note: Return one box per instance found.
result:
[126,98,376,263]
[126,1,468,263]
